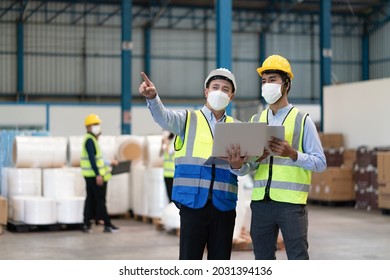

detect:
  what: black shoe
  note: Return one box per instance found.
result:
[103,225,119,233]
[82,225,92,233]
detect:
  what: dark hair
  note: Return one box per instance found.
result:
[168,132,175,140]
[262,70,291,92]
[206,75,235,92]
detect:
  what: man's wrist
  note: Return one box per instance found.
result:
[230,165,242,170]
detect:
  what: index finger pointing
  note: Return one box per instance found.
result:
[140,72,152,86]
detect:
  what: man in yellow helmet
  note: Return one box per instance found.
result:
[139,68,239,260]
[81,114,119,233]
[226,55,326,260]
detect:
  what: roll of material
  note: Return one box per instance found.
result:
[143,135,163,168]
[116,135,144,163]
[24,197,57,225]
[161,202,180,230]
[131,164,147,216]
[57,197,84,224]
[42,168,77,199]
[13,136,67,168]
[68,135,118,167]
[68,136,84,167]
[65,167,86,197]
[11,195,34,222]
[107,173,130,215]
[98,135,117,162]
[7,168,42,197]
[144,167,169,218]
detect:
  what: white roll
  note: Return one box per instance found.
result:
[24,197,57,225]
[7,168,42,197]
[57,197,84,224]
[11,195,34,222]
[144,135,163,168]
[98,135,117,162]
[13,136,67,168]
[116,135,144,163]
[65,167,86,197]
[42,168,77,199]
[67,136,84,167]
[161,202,180,230]
[107,173,130,215]
[145,167,169,218]
[131,164,147,216]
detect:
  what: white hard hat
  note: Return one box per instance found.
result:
[204,68,237,93]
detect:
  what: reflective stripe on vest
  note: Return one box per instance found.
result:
[80,134,112,182]
[172,110,238,211]
[251,107,311,204]
[163,146,175,178]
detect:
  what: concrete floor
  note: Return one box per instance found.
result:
[1,204,390,260]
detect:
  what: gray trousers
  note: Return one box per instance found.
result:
[250,200,309,260]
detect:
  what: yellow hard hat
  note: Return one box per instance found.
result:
[256,54,294,79]
[84,114,101,126]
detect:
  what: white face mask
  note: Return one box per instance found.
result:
[262,83,282,104]
[207,90,230,111]
[91,125,102,136]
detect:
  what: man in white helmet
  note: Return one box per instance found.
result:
[139,68,240,260]
[226,54,326,260]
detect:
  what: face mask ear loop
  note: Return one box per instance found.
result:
[283,80,289,94]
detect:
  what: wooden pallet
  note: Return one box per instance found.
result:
[380,208,390,215]
[307,199,355,207]
[108,212,131,220]
[7,220,83,233]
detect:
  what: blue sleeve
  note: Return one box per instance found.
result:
[85,138,100,176]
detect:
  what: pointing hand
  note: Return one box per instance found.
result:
[139,72,157,99]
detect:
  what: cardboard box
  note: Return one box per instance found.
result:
[324,148,344,167]
[0,196,8,224]
[309,172,322,200]
[318,167,355,201]
[377,152,390,183]
[319,133,344,148]
[378,185,390,209]
[343,149,356,169]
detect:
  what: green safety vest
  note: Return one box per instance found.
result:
[80,133,112,182]
[250,107,311,204]
[163,142,175,178]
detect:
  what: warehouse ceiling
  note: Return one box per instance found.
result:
[132,0,387,16]
[0,1,388,34]
[13,0,389,17]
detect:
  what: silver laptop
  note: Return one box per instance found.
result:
[204,122,268,165]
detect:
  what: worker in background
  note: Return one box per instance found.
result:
[139,68,239,260]
[226,54,327,260]
[160,130,175,202]
[81,113,119,233]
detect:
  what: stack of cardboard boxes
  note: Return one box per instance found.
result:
[0,196,7,234]
[377,151,390,211]
[354,146,378,211]
[309,133,356,202]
